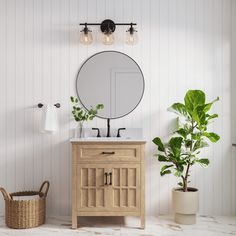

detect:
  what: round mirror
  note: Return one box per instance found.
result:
[76,51,145,119]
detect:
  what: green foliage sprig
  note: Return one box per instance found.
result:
[152,90,220,192]
[70,96,104,123]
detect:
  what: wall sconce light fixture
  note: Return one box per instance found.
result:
[126,23,138,45]
[79,19,137,45]
[80,23,93,45]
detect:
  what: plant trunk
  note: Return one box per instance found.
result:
[182,119,194,192]
[183,163,190,192]
[183,178,187,192]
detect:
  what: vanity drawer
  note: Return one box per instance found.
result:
[74,144,141,162]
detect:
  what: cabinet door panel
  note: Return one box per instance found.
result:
[108,164,140,212]
[77,164,109,211]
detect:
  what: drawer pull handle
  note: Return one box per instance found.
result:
[104,173,108,185]
[101,151,115,155]
[109,172,112,185]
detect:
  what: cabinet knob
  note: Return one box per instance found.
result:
[109,172,112,185]
[104,172,108,185]
[101,151,115,155]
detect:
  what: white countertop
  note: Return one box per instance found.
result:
[70,137,146,143]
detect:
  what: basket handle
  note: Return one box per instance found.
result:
[0,187,11,200]
[39,181,50,197]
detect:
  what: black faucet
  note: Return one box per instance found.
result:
[117,128,126,137]
[92,128,101,137]
[106,118,111,137]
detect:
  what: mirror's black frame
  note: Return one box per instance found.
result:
[76,50,145,121]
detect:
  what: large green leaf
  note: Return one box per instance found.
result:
[193,140,209,152]
[203,97,219,112]
[191,132,202,140]
[168,103,189,118]
[191,97,219,126]
[196,158,210,167]
[184,90,205,114]
[176,128,188,139]
[153,137,165,152]
[206,114,218,121]
[158,155,169,162]
[169,137,183,158]
[160,165,173,176]
[192,105,208,127]
[176,164,184,173]
[96,104,104,109]
[160,170,172,176]
[203,132,220,142]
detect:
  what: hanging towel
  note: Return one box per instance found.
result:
[41,105,59,133]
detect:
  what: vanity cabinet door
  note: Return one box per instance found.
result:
[77,164,109,211]
[108,164,140,212]
[77,164,141,213]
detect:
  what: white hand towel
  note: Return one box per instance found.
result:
[12,195,39,200]
[41,105,59,133]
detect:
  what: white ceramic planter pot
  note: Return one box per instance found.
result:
[172,187,199,225]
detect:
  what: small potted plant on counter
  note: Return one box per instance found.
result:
[70,96,104,138]
[152,90,220,224]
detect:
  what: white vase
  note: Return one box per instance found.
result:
[74,122,84,138]
[172,187,199,225]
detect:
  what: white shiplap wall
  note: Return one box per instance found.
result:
[231,0,236,216]
[0,0,235,217]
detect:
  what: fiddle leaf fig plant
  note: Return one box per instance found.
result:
[70,96,104,123]
[153,90,220,192]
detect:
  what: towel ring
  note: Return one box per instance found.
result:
[38,103,61,108]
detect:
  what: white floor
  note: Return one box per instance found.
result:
[0,215,236,236]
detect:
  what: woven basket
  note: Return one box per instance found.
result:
[0,181,50,229]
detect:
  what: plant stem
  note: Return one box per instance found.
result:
[182,119,194,192]
[183,163,190,192]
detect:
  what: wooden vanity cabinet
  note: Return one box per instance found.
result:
[71,141,146,229]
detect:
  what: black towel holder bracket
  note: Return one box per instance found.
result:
[38,103,61,108]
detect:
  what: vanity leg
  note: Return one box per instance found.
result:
[72,215,77,229]
[140,214,145,229]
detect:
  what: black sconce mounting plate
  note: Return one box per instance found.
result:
[100,19,116,33]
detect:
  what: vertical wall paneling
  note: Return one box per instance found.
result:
[212,0,223,215]
[222,0,232,216]
[33,0,43,201]
[24,0,34,192]
[0,0,7,214]
[159,0,170,215]
[203,0,214,215]
[50,0,60,216]
[231,0,236,215]
[6,0,16,194]
[149,0,160,217]
[15,0,25,192]
[0,0,234,216]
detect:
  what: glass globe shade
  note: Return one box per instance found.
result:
[80,31,93,45]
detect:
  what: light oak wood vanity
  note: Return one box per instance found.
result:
[72,51,146,229]
[71,139,146,229]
